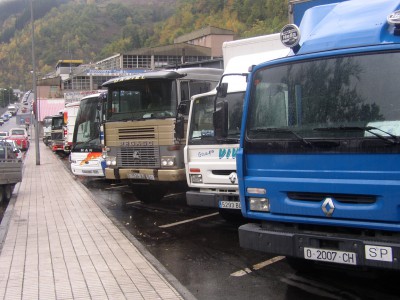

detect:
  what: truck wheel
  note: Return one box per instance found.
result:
[0,186,4,203]
[218,208,244,222]
[132,185,167,203]
[2,184,13,203]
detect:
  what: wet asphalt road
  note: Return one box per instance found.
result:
[61,160,400,300]
[2,140,400,299]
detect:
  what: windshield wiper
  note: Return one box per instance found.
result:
[250,127,313,147]
[74,137,99,148]
[313,126,400,145]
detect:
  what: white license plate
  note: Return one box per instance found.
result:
[127,172,155,180]
[219,201,241,209]
[365,245,393,262]
[304,247,357,265]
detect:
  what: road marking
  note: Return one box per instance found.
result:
[105,185,129,190]
[125,201,141,205]
[253,256,285,270]
[159,212,219,228]
[230,256,286,277]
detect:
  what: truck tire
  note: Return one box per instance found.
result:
[0,186,3,203]
[2,184,13,203]
[218,208,244,222]
[132,185,167,203]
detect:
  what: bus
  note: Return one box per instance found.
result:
[70,92,107,177]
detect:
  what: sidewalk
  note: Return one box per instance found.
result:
[0,132,192,300]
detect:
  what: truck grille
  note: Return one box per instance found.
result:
[51,132,63,140]
[287,192,376,204]
[118,146,160,168]
[118,127,155,139]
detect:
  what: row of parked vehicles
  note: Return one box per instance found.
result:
[0,110,26,203]
[41,0,400,272]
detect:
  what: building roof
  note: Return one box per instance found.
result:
[174,26,234,44]
[126,43,212,57]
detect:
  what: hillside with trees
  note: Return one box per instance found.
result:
[0,0,288,91]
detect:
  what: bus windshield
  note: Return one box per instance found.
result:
[73,95,104,152]
[246,52,400,146]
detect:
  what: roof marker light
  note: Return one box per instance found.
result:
[280,24,301,53]
[388,10,400,25]
[388,10,400,36]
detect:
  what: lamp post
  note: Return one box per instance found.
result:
[8,87,11,106]
[0,89,5,107]
[31,0,40,165]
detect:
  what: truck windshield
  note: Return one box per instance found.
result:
[52,117,63,129]
[44,118,52,128]
[107,80,176,121]
[188,91,244,145]
[73,97,103,152]
[247,52,400,146]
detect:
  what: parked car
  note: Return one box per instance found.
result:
[8,128,29,151]
[0,131,8,139]
[5,140,22,160]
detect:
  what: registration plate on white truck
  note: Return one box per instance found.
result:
[219,201,241,209]
[304,247,357,265]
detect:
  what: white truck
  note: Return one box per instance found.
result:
[63,101,81,153]
[184,34,289,220]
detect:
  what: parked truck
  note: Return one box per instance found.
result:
[0,140,22,203]
[234,0,400,270]
[102,68,223,203]
[42,115,53,145]
[63,101,81,153]
[289,0,348,26]
[50,113,65,154]
[184,34,289,220]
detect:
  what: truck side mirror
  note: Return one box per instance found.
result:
[213,101,228,138]
[216,82,228,98]
[177,100,189,115]
[175,116,185,139]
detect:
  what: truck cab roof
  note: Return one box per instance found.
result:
[297,0,400,55]
[102,68,223,87]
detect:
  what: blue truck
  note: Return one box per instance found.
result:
[289,0,348,26]
[232,0,400,270]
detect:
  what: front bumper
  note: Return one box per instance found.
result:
[239,222,400,270]
[105,167,186,182]
[71,165,104,177]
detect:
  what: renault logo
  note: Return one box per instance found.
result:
[322,197,335,217]
[228,172,237,184]
[132,150,140,160]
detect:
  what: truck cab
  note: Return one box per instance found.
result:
[50,114,65,153]
[185,37,289,220]
[238,0,400,270]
